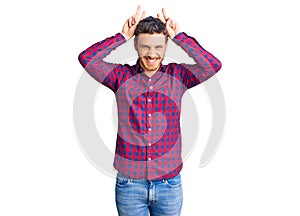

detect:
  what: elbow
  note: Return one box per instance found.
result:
[78,51,87,68]
[215,60,222,73]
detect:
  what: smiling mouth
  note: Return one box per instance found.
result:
[145,57,159,64]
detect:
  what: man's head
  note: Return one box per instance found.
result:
[134,16,168,74]
[134,16,168,37]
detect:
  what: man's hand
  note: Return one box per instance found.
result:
[157,8,180,39]
[121,5,146,41]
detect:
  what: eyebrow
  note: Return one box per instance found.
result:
[139,44,165,48]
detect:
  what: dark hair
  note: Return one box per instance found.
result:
[134,16,167,36]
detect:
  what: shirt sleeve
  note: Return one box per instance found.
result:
[172,32,222,89]
[78,33,126,92]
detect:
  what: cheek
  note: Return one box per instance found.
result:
[158,49,166,56]
[137,49,148,57]
[155,50,165,58]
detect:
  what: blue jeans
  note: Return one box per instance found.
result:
[115,173,183,216]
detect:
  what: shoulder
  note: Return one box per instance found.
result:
[164,63,186,80]
[165,63,185,73]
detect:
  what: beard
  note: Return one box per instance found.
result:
[139,56,163,72]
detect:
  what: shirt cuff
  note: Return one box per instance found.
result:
[173,32,187,41]
[116,32,127,42]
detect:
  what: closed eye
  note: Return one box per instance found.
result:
[140,45,150,49]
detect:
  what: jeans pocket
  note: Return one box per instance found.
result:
[116,174,132,188]
[166,174,182,188]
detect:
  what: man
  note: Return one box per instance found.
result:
[78,6,221,216]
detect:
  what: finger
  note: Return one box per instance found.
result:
[125,18,130,28]
[166,19,175,39]
[171,20,176,28]
[167,19,173,28]
[131,15,135,25]
[139,11,146,21]
[173,20,180,32]
[166,19,172,28]
[134,5,141,21]
[128,17,133,28]
[162,8,170,21]
[157,13,166,24]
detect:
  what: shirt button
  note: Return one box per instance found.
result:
[149,78,152,82]
[148,158,152,161]
[148,143,152,146]
[148,113,152,117]
[148,128,152,131]
[147,99,151,102]
[149,86,153,90]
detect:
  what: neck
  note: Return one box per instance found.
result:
[144,71,157,77]
[138,61,160,77]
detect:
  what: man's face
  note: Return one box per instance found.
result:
[134,33,167,73]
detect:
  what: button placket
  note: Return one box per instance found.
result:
[146,89,153,134]
[146,76,155,179]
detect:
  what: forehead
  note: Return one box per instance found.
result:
[136,33,167,45]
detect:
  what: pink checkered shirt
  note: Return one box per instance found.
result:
[78,32,221,180]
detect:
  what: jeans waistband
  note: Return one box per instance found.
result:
[116,172,181,183]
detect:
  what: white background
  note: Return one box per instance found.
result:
[1,0,300,215]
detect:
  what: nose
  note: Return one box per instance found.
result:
[147,48,156,56]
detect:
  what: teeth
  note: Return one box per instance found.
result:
[146,58,157,62]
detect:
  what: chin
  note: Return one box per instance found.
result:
[140,58,162,72]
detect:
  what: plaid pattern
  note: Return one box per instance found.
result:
[78,32,222,180]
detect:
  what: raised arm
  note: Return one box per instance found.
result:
[78,6,145,91]
[158,8,222,89]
